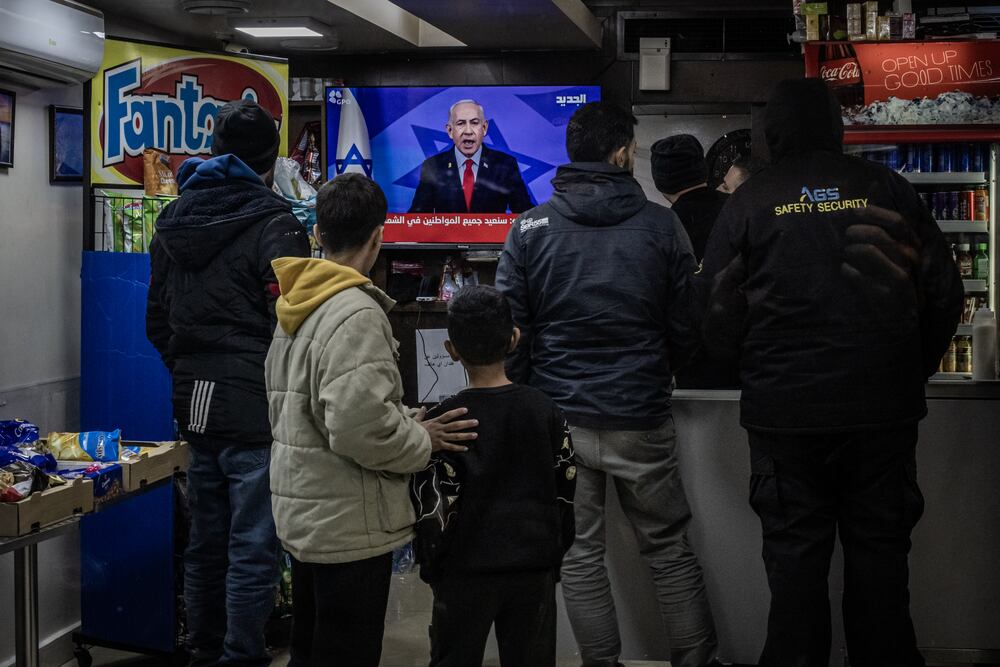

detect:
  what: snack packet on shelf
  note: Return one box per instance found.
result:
[0,419,40,447]
[0,460,50,503]
[48,429,138,463]
[56,461,124,506]
[143,149,178,196]
[102,194,149,253]
[0,421,57,472]
[274,157,317,201]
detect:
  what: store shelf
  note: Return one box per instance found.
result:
[964,279,988,292]
[938,221,989,234]
[904,172,987,185]
[930,371,973,382]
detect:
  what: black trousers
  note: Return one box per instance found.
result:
[748,425,926,667]
[287,552,393,667]
[429,568,558,667]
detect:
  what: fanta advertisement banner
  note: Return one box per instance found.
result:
[325,85,600,243]
[805,41,1000,126]
[91,38,288,186]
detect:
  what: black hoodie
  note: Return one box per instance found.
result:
[146,156,310,444]
[495,162,699,430]
[697,79,963,433]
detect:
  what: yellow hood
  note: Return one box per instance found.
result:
[272,258,370,335]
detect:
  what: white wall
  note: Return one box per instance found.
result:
[0,83,85,667]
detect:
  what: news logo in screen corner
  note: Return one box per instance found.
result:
[555,93,588,107]
[331,88,373,178]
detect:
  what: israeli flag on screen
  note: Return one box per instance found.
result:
[330,88,373,178]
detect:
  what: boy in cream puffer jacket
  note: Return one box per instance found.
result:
[265,173,476,667]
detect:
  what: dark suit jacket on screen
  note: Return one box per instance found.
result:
[409,145,533,214]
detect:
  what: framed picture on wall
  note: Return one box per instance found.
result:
[50,105,83,182]
[0,88,14,168]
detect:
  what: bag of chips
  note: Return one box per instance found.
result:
[0,460,50,503]
[143,149,178,196]
[48,429,138,462]
[0,419,40,447]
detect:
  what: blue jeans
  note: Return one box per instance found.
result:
[185,439,280,667]
[561,420,718,667]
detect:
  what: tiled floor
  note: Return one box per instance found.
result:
[62,648,669,667]
[61,573,671,666]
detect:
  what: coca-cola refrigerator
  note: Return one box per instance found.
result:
[806,39,1000,380]
[842,134,997,380]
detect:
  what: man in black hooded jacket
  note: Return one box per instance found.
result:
[496,102,720,667]
[146,100,310,666]
[697,79,962,667]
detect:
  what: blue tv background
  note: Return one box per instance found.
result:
[325,85,601,214]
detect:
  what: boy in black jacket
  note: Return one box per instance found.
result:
[411,285,575,667]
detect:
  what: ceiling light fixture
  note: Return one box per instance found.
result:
[235,26,322,38]
[181,0,251,16]
[230,17,329,39]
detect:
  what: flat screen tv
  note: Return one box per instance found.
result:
[325,85,600,243]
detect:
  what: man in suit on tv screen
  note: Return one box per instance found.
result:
[409,99,533,214]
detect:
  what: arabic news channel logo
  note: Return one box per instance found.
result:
[555,93,588,107]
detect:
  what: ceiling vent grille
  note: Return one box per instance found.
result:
[617,11,798,60]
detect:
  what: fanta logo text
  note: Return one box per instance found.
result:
[800,186,841,203]
[104,59,258,166]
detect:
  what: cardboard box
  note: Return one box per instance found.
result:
[56,462,125,508]
[119,440,188,492]
[0,477,94,537]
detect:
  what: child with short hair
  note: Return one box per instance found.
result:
[266,173,476,667]
[411,285,576,667]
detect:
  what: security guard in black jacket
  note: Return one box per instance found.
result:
[698,79,962,667]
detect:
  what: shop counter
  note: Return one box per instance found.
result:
[614,389,1000,665]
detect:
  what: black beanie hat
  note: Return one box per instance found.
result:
[211,100,280,174]
[650,134,708,194]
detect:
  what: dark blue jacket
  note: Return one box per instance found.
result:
[409,145,533,214]
[495,162,699,431]
[146,155,310,444]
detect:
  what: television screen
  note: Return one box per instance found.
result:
[325,85,600,243]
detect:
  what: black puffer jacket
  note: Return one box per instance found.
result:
[671,186,729,262]
[146,155,310,444]
[496,162,699,431]
[698,79,962,433]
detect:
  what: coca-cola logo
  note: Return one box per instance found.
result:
[820,60,861,85]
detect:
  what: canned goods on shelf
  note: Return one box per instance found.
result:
[974,187,989,221]
[919,144,934,173]
[932,191,949,220]
[959,190,975,221]
[935,144,953,172]
[956,144,972,172]
[948,191,960,220]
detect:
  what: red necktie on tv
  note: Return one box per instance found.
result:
[462,158,475,211]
